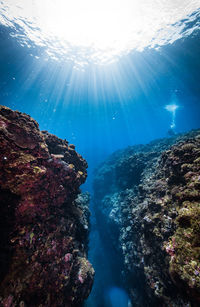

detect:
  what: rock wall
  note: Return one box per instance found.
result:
[93,130,200,307]
[0,106,94,307]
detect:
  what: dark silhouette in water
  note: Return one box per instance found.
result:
[167,128,176,136]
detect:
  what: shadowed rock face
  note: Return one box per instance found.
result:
[93,130,200,307]
[0,105,94,307]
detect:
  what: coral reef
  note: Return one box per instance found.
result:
[93,129,200,306]
[0,105,94,307]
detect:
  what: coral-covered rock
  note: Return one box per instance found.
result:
[42,131,88,184]
[0,105,94,306]
[93,129,200,307]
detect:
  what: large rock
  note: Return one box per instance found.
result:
[93,130,200,306]
[0,106,94,307]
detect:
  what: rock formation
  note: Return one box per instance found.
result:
[0,105,94,307]
[93,130,200,306]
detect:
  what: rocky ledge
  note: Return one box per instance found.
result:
[93,129,200,307]
[0,105,94,307]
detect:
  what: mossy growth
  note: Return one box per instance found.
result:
[167,201,200,299]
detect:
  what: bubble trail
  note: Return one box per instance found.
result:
[165,104,179,129]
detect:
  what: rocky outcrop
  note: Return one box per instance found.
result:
[93,130,200,307]
[0,106,94,306]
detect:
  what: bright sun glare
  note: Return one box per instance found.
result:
[40,0,131,49]
[0,0,199,65]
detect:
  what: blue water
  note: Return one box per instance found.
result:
[0,3,200,306]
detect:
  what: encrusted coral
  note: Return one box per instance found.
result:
[93,129,200,306]
[0,105,94,306]
[163,137,200,304]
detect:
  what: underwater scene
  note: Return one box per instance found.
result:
[0,1,200,306]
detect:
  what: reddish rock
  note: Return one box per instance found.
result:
[0,105,94,307]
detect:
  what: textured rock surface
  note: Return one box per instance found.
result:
[0,105,94,307]
[93,129,200,307]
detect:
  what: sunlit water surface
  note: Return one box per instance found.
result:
[0,0,200,66]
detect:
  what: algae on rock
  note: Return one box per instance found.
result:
[0,105,94,307]
[93,129,200,307]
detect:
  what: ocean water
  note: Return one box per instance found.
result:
[0,1,200,306]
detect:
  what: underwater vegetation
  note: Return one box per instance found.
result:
[0,105,94,306]
[93,129,200,307]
